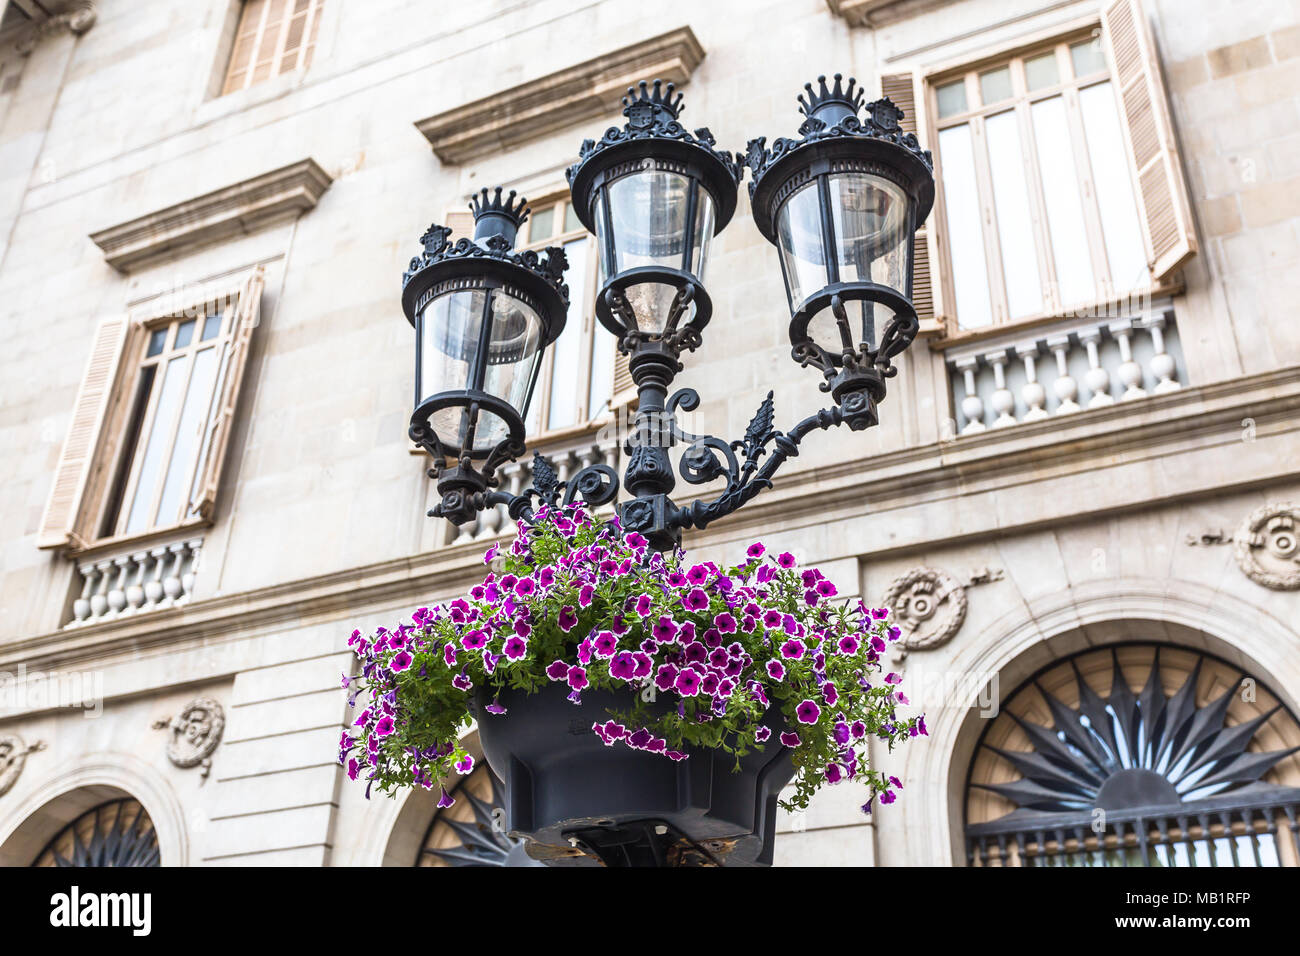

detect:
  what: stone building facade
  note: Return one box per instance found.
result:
[0,0,1298,866]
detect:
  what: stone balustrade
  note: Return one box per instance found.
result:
[67,538,204,627]
[947,306,1185,436]
[449,439,621,545]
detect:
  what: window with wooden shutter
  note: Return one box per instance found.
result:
[189,267,266,520]
[36,316,129,549]
[222,0,325,96]
[881,71,941,330]
[925,26,1170,332]
[37,269,267,552]
[1100,0,1196,281]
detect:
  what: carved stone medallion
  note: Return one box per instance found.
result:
[1234,502,1300,590]
[0,734,32,798]
[882,567,968,651]
[153,697,225,776]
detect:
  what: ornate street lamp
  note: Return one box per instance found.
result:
[401,187,570,525]
[404,76,933,546]
[398,75,935,868]
[745,74,935,421]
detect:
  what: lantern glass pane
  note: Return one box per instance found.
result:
[478,290,544,446]
[828,172,910,295]
[776,180,828,311]
[420,288,486,445]
[597,169,709,333]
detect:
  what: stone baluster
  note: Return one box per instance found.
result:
[1109,319,1147,400]
[985,350,1017,427]
[1079,328,1114,408]
[954,356,986,434]
[144,547,167,608]
[106,556,130,617]
[89,560,112,618]
[1016,344,1049,421]
[1046,335,1080,414]
[180,539,202,601]
[161,543,186,606]
[72,564,97,624]
[124,551,148,614]
[1142,313,1181,393]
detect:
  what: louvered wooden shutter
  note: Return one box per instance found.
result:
[189,267,265,520]
[37,316,129,549]
[611,350,635,409]
[1101,0,1196,281]
[881,72,940,326]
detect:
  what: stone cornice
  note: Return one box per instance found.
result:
[89,159,333,273]
[5,366,1300,672]
[414,26,706,165]
[825,0,964,28]
[5,0,96,56]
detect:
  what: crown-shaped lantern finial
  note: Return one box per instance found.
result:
[621,78,684,126]
[469,186,530,246]
[797,73,865,126]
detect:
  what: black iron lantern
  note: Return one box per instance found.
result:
[567,80,740,353]
[401,187,569,523]
[746,75,934,416]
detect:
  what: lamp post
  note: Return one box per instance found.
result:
[403,75,934,549]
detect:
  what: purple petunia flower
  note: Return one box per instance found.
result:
[822,681,839,707]
[592,631,618,658]
[884,672,902,685]
[452,674,472,691]
[795,699,821,724]
[675,667,703,697]
[634,594,654,618]
[777,552,796,568]
[461,629,487,651]
[714,612,737,634]
[483,543,499,565]
[375,715,395,737]
[816,578,838,597]
[610,652,637,681]
[889,775,903,789]
[652,616,679,644]
[755,725,772,743]
[686,565,710,585]
[455,754,474,775]
[747,542,766,559]
[485,701,507,715]
[347,758,359,780]
[503,636,528,660]
[824,763,843,784]
[780,638,805,660]
[390,651,413,673]
[578,584,595,608]
[779,731,801,747]
[514,576,536,596]
[567,665,589,691]
[437,789,455,808]
[558,605,579,632]
[880,790,896,804]
[682,587,710,611]
[545,660,570,681]
[851,719,867,739]
[766,659,785,681]
[631,653,653,679]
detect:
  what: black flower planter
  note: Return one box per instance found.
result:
[473,684,795,866]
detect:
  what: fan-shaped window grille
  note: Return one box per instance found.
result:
[965,644,1300,867]
[416,766,540,867]
[32,798,160,867]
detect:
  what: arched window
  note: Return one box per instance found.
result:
[32,798,160,868]
[416,766,540,867]
[965,643,1300,866]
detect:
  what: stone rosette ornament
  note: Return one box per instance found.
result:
[881,566,968,652]
[153,697,225,778]
[1234,502,1300,591]
[0,734,43,798]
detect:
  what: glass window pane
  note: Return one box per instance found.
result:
[937,124,993,329]
[201,313,223,341]
[1079,81,1149,293]
[478,293,544,448]
[979,67,1013,105]
[547,238,588,430]
[985,110,1044,318]
[155,345,220,525]
[563,202,584,234]
[125,354,190,533]
[1025,52,1060,91]
[1070,37,1108,77]
[174,319,196,349]
[529,206,554,242]
[936,80,968,119]
[146,328,167,357]
[1031,95,1096,306]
